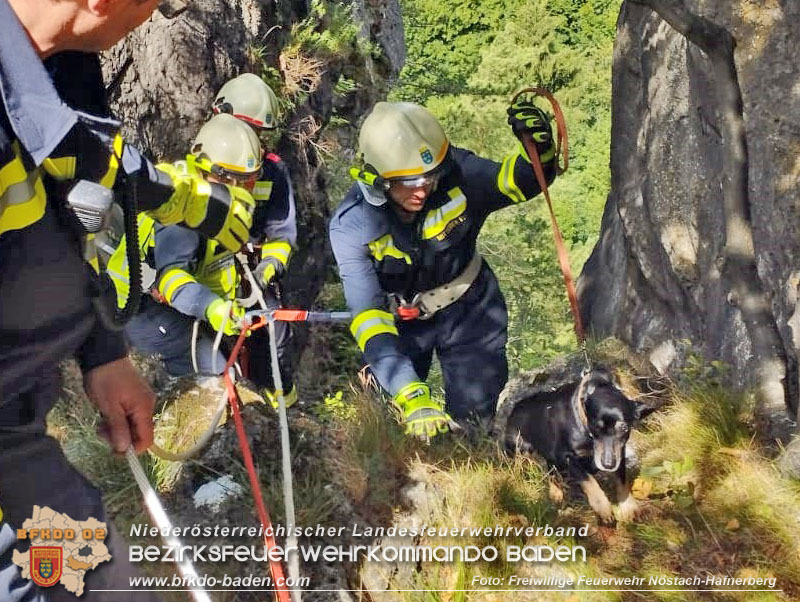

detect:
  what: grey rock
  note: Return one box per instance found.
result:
[580,0,800,436]
[778,436,800,480]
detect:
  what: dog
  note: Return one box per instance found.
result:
[501,368,652,524]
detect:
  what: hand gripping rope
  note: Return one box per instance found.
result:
[512,87,591,369]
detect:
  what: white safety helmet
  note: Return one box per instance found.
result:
[213,73,280,130]
[352,102,450,206]
[190,114,262,181]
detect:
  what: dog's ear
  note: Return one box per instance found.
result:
[634,400,657,421]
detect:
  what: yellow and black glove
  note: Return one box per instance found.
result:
[150,164,255,252]
[205,298,247,336]
[254,259,279,289]
[262,385,298,410]
[507,99,555,157]
[255,240,291,289]
[394,382,451,439]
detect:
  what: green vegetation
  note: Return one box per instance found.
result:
[317,350,798,600]
[395,0,619,371]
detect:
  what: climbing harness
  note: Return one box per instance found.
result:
[392,253,483,321]
[512,87,591,371]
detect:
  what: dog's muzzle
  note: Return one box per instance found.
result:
[593,437,624,473]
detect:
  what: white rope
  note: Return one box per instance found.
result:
[126,448,212,602]
[210,301,231,376]
[191,319,200,374]
[237,256,302,602]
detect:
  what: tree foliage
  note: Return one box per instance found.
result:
[395,0,621,371]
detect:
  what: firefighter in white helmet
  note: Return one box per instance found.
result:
[330,100,557,438]
[121,114,263,375]
[212,73,298,408]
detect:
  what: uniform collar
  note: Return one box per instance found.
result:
[360,197,392,244]
[0,0,78,165]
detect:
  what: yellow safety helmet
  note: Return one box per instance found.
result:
[189,114,262,180]
[351,102,450,206]
[213,73,280,130]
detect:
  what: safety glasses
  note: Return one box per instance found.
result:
[391,172,440,190]
[216,169,259,188]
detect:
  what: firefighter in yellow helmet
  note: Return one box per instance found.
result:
[212,73,298,408]
[122,114,263,375]
[330,100,557,438]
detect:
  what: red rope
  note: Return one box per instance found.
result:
[512,87,585,343]
[222,317,292,602]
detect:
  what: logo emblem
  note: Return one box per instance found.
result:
[31,547,63,587]
[419,147,433,164]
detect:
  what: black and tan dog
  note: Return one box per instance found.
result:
[500,368,652,524]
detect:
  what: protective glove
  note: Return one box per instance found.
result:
[205,298,247,336]
[150,164,255,252]
[262,385,298,410]
[394,382,450,439]
[507,99,555,156]
[254,257,283,289]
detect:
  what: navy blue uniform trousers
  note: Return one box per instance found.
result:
[396,263,508,419]
[125,295,294,391]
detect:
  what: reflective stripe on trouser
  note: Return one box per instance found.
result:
[124,297,226,377]
[396,263,508,419]
[0,375,160,602]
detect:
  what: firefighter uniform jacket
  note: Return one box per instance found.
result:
[249,153,297,274]
[329,145,556,398]
[0,1,208,598]
[143,155,297,317]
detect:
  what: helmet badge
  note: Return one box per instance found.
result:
[419,146,434,165]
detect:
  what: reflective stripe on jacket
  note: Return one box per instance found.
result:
[106,214,157,308]
[152,223,238,321]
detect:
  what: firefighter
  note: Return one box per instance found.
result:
[0,1,254,600]
[330,100,556,438]
[120,114,263,378]
[212,73,298,407]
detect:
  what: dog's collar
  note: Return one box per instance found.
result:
[572,369,593,439]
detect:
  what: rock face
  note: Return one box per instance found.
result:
[101,0,404,355]
[579,0,800,428]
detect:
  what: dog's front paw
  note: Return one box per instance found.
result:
[580,475,615,525]
[616,495,641,522]
[596,505,616,526]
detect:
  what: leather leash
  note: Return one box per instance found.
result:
[512,87,586,347]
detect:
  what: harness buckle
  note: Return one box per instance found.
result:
[393,293,424,321]
[397,304,421,321]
